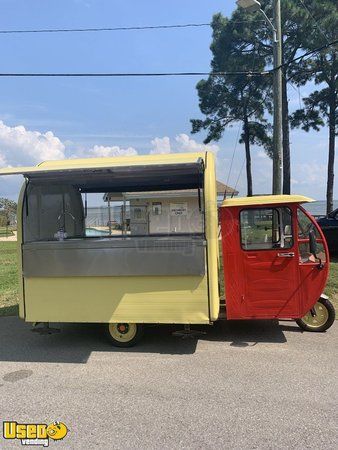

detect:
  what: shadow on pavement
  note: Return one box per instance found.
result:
[0,316,290,364]
[0,305,19,317]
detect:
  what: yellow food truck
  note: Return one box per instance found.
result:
[0,152,335,346]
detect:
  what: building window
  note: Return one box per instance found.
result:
[152,202,162,215]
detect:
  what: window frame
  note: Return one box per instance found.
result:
[239,206,293,252]
[297,206,327,264]
[82,190,206,239]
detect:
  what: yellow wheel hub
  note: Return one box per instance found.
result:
[300,302,329,329]
[108,323,137,343]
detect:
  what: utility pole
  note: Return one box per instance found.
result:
[272,0,282,195]
[236,0,283,194]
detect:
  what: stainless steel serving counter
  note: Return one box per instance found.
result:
[22,236,206,277]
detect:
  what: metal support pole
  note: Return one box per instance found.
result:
[237,0,283,195]
[123,197,127,236]
[272,0,283,194]
[108,198,112,235]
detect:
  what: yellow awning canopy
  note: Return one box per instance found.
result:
[221,194,314,208]
[0,152,206,177]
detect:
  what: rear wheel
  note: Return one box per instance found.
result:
[296,298,335,332]
[106,323,144,347]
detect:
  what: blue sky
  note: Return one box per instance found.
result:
[0,0,333,201]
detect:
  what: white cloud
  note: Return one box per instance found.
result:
[150,133,220,155]
[257,150,269,159]
[0,120,65,167]
[175,133,220,154]
[0,153,6,167]
[88,145,137,158]
[68,144,138,159]
[0,120,138,167]
[8,121,330,200]
[0,121,140,200]
[292,163,326,187]
[150,136,171,154]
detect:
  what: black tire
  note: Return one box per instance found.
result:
[106,323,144,347]
[296,298,336,332]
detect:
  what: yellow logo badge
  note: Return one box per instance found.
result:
[3,421,69,447]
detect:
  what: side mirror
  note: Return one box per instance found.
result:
[309,228,318,257]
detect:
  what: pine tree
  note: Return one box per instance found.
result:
[290,0,337,214]
[238,0,308,194]
[191,13,272,196]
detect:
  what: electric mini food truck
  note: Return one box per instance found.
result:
[0,152,335,346]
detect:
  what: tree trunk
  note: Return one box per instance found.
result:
[326,92,336,215]
[282,71,291,194]
[243,117,253,197]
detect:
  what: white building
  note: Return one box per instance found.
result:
[104,181,238,235]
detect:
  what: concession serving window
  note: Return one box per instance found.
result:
[20,161,207,277]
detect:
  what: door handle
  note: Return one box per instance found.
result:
[278,252,295,258]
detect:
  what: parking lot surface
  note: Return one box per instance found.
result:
[0,317,337,449]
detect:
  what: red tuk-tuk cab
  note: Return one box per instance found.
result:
[220,195,335,332]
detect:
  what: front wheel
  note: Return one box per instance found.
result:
[296,298,335,332]
[106,323,144,347]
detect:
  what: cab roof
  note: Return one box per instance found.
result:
[221,194,314,208]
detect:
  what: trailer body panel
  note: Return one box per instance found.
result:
[24,275,210,323]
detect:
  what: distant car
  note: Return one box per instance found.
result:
[317,209,338,255]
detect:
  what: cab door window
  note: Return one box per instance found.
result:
[240,207,293,251]
[297,208,326,263]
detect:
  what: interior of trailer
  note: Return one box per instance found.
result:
[21,162,207,278]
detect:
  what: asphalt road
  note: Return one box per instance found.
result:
[0,317,337,449]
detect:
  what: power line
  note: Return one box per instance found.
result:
[275,38,338,70]
[291,38,338,63]
[297,85,303,109]
[230,38,337,194]
[226,40,261,198]
[0,38,334,80]
[232,157,246,197]
[0,23,211,34]
[298,0,330,44]
[0,71,270,78]
[287,80,303,109]
[225,122,242,199]
[0,21,267,35]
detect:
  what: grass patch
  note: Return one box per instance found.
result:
[0,242,19,316]
[0,227,14,237]
[324,256,338,312]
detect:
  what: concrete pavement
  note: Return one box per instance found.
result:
[0,317,337,449]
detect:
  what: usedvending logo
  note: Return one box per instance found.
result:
[3,421,69,447]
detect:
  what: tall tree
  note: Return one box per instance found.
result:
[279,1,309,194]
[191,13,272,196]
[0,197,17,227]
[191,2,309,196]
[0,197,17,214]
[290,0,338,214]
[236,0,308,194]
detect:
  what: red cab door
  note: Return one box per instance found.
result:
[222,204,301,319]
